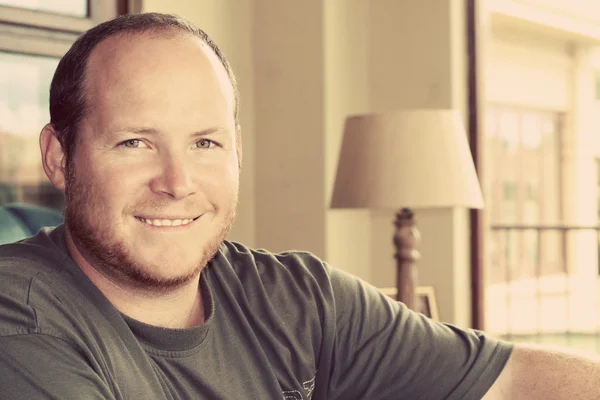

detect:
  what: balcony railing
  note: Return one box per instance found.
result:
[487,224,600,354]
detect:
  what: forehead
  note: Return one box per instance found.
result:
[83,32,235,127]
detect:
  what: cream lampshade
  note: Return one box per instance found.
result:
[330,109,484,310]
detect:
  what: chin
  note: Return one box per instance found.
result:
[128,238,222,283]
[118,254,203,291]
[145,255,201,277]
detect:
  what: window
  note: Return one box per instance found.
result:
[0,1,121,210]
[486,106,564,282]
[0,0,88,18]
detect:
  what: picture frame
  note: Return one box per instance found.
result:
[378,285,439,321]
[415,286,439,321]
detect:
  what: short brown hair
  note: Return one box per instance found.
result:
[49,12,239,167]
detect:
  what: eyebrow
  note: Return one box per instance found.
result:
[112,127,224,138]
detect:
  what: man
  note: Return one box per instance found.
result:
[0,12,597,400]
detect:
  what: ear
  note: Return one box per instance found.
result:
[39,123,67,191]
[236,124,243,170]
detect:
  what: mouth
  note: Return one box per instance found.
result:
[135,216,201,227]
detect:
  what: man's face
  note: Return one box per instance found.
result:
[64,33,239,290]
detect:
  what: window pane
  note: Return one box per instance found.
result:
[496,110,520,224]
[521,114,541,225]
[0,52,57,134]
[0,0,87,18]
[0,51,64,210]
[486,107,564,284]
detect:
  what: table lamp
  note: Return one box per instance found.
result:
[330,109,484,310]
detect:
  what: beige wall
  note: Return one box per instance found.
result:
[253,0,326,257]
[138,0,474,326]
[485,0,600,41]
[486,24,572,111]
[323,1,372,281]
[493,0,600,24]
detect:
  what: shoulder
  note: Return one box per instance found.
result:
[0,252,61,338]
[211,242,338,363]
[216,241,334,289]
[0,227,71,316]
[0,226,71,273]
[213,241,381,310]
[0,228,101,340]
[208,242,344,325]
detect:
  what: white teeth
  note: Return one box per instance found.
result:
[138,217,194,227]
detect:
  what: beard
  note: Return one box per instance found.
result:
[63,167,237,293]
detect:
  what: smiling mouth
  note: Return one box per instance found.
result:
[135,216,200,227]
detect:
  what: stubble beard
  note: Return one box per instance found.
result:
[63,167,237,293]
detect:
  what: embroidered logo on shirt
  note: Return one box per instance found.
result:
[282,375,316,400]
[282,390,303,400]
[302,376,315,399]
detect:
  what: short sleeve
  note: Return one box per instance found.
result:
[325,267,513,400]
[0,334,115,400]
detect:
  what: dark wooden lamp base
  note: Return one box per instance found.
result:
[393,208,421,309]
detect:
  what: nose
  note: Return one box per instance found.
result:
[149,154,197,200]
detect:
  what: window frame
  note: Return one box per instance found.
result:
[0,1,122,57]
[0,1,118,31]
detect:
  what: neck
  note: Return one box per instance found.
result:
[64,227,204,329]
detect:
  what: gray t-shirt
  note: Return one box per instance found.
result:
[0,226,512,399]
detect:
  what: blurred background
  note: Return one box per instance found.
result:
[2,0,600,354]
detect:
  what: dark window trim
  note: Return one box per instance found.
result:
[0,5,94,33]
[0,24,75,57]
[0,1,122,58]
[0,1,119,33]
[466,0,484,330]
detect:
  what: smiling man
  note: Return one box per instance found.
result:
[0,12,598,400]
[44,25,240,329]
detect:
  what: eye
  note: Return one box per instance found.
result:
[196,139,217,149]
[119,139,147,148]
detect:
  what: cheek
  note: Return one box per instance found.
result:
[198,162,239,200]
[85,163,145,208]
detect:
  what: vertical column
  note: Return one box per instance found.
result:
[253,0,326,257]
[368,0,472,326]
[566,45,598,332]
[323,1,372,281]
